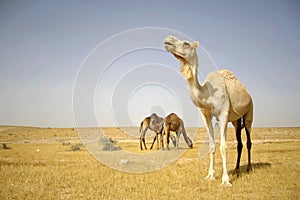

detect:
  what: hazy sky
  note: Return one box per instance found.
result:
[1,0,299,127]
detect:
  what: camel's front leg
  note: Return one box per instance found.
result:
[202,114,215,181]
[232,118,243,175]
[219,120,232,187]
[206,130,215,181]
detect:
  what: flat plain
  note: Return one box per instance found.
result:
[0,126,299,199]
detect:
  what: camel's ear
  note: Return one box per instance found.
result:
[193,41,199,48]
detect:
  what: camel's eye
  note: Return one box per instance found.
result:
[183,42,190,47]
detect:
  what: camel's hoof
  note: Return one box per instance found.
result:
[205,175,215,181]
[221,181,232,187]
[233,168,240,176]
[247,165,253,173]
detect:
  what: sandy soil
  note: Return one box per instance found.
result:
[0,126,299,199]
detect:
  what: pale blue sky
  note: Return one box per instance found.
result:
[0,0,299,127]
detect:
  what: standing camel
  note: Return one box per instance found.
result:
[164,36,253,187]
[139,113,164,150]
[163,113,193,150]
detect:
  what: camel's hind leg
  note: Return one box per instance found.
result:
[232,118,243,175]
[244,110,253,173]
[140,137,147,150]
[245,120,252,172]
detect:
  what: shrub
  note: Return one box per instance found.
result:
[69,143,83,151]
[99,137,122,151]
[62,141,71,146]
[2,143,10,149]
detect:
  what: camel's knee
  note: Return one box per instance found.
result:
[247,141,252,150]
[166,133,170,144]
[209,144,216,154]
[139,137,144,144]
[220,144,227,155]
[245,128,252,150]
[244,119,252,133]
[237,142,243,151]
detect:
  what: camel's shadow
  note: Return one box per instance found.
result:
[229,162,272,181]
[159,146,191,151]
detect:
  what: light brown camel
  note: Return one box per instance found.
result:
[163,113,193,150]
[164,36,253,187]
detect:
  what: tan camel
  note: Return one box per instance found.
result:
[163,113,193,150]
[139,113,164,150]
[164,36,253,187]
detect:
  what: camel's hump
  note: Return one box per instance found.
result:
[219,69,247,91]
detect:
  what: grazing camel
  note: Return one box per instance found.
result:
[164,36,253,187]
[139,113,164,150]
[163,113,193,150]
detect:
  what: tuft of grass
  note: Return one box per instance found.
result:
[1,143,10,149]
[69,143,83,151]
[62,141,71,146]
[100,136,122,151]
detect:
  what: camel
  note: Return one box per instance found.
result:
[139,113,164,150]
[164,36,253,187]
[163,113,193,150]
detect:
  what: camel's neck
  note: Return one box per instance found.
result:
[181,61,210,108]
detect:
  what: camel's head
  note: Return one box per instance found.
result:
[164,35,199,67]
[164,36,199,80]
[187,138,193,149]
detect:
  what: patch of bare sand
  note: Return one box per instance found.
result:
[85,140,187,173]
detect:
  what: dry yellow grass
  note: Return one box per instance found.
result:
[0,126,299,199]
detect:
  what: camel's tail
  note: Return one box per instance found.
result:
[241,117,245,129]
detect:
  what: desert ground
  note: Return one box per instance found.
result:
[0,126,299,199]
